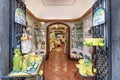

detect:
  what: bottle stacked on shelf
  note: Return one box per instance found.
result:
[13,49,43,74]
[13,48,22,72]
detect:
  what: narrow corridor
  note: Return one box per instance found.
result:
[44,46,81,80]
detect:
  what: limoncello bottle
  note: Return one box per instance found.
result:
[22,59,27,72]
[13,48,22,72]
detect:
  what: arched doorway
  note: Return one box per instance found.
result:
[46,23,70,59]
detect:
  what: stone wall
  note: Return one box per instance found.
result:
[111,0,120,79]
[0,0,10,79]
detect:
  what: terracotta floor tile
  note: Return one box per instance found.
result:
[44,46,92,80]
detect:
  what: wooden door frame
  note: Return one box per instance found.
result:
[46,22,70,59]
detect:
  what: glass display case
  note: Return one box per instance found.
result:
[39,28,45,50]
[34,27,45,50]
[76,27,83,50]
[71,22,84,60]
[72,22,83,50]
[72,27,76,48]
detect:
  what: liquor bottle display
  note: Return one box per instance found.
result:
[13,48,22,72]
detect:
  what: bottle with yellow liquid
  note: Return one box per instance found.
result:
[22,59,27,72]
[13,48,22,72]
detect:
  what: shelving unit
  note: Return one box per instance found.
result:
[33,27,46,65]
[71,22,84,60]
[72,27,76,48]
[34,27,45,50]
[72,25,83,48]
[76,26,83,50]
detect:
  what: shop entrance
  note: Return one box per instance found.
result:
[46,23,70,59]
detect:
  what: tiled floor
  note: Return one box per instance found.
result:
[44,46,83,80]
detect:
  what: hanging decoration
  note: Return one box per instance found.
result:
[93,8,105,26]
[15,8,26,26]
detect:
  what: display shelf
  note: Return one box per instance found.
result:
[8,60,42,77]
[2,57,45,80]
[34,27,45,50]
[72,24,83,50]
[71,22,84,60]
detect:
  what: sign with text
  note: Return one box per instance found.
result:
[15,8,26,26]
[93,8,105,26]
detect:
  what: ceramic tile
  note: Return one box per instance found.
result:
[44,46,93,80]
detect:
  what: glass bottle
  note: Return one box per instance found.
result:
[13,49,22,72]
[22,59,27,72]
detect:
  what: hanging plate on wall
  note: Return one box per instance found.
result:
[15,8,26,26]
[93,8,105,26]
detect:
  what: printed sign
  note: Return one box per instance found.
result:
[15,8,26,26]
[93,8,105,26]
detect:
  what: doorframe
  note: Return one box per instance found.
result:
[46,22,71,59]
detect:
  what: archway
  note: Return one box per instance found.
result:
[46,23,70,59]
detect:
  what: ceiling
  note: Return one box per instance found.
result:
[42,0,76,6]
[25,0,93,20]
